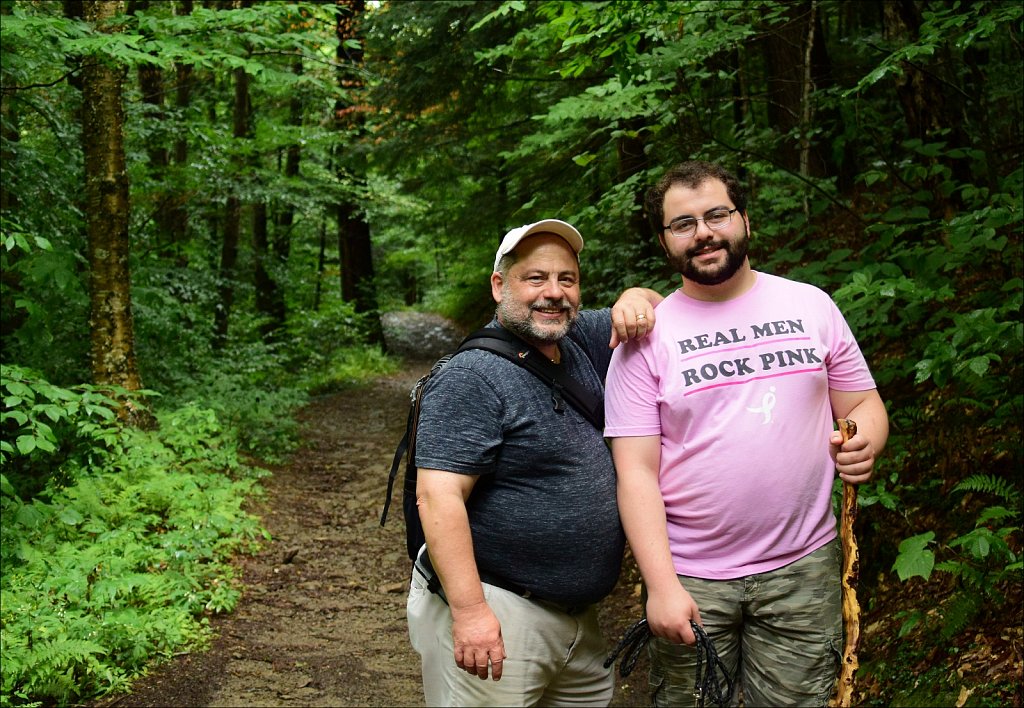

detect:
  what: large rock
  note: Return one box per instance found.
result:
[381,311,468,361]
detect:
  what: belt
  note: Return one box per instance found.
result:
[414,548,591,616]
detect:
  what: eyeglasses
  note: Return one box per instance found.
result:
[662,208,739,239]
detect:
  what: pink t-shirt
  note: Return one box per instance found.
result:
[605,272,876,579]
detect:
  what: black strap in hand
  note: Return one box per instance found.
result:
[604,618,734,708]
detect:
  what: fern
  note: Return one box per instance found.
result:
[938,591,983,641]
[0,400,267,707]
[952,474,1021,510]
[29,637,106,670]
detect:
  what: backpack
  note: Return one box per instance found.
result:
[380,326,604,561]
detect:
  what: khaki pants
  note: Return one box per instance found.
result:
[407,569,614,707]
[648,540,843,708]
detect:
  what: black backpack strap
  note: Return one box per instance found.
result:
[380,357,449,528]
[458,327,604,430]
[380,405,414,527]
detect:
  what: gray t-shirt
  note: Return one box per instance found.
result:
[415,310,624,606]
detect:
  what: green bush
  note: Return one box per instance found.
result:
[301,344,400,395]
[1,364,137,499]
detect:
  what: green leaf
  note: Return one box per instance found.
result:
[38,403,68,422]
[914,358,935,384]
[976,506,1017,525]
[5,381,33,398]
[58,506,85,526]
[15,503,45,528]
[949,528,994,559]
[572,152,597,167]
[16,435,36,455]
[966,356,990,376]
[897,612,922,637]
[893,532,935,581]
[0,474,18,498]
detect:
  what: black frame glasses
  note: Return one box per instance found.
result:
[663,208,739,239]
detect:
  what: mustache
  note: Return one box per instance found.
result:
[531,299,572,311]
[686,240,728,257]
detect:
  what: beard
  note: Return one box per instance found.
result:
[496,293,578,346]
[667,226,750,285]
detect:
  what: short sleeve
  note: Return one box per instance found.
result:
[414,362,504,473]
[823,297,876,392]
[604,339,663,438]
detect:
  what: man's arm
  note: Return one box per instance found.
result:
[611,435,701,645]
[828,389,889,485]
[416,468,506,680]
[609,287,664,348]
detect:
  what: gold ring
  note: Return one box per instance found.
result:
[636,314,647,321]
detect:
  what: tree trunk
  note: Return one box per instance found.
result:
[254,59,302,341]
[274,59,303,262]
[0,0,25,354]
[335,0,383,345]
[79,0,153,427]
[314,217,327,311]
[761,5,803,172]
[760,1,834,177]
[213,63,250,348]
[131,0,176,250]
[0,0,17,213]
[617,117,656,256]
[883,0,943,143]
[252,201,282,339]
[169,0,194,250]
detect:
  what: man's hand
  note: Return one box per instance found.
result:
[451,600,507,681]
[645,584,703,646]
[828,388,889,485]
[830,429,876,485]
[610,287,664,348]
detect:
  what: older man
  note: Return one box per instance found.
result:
[407,218,659,706]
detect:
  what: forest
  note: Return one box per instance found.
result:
[0,1,1021,706]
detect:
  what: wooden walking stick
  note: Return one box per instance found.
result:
[833,418,860,708]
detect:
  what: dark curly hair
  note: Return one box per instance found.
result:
[644,161,747,238]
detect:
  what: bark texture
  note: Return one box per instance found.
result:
[80,0,152,427]
[833,418,861,708]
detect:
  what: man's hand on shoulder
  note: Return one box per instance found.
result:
[610,287,664,348]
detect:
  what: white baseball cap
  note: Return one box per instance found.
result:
[493,219,584,272]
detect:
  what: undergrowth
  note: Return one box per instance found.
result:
[0,367,270,707]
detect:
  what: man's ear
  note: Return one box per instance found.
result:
[490,271,504,303]
[656,232,669,254]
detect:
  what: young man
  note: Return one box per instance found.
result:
[604,162,889,707]
[407,219,659,706]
